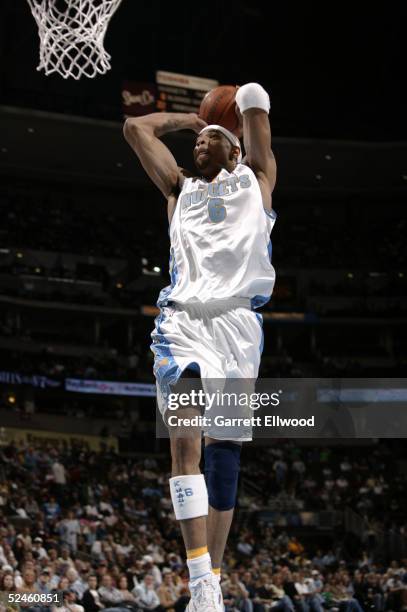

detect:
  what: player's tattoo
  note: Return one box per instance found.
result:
[159,118,184,135]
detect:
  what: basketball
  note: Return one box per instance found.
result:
[199,85,240,136]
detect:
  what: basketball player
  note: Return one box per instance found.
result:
[124,82,276,611]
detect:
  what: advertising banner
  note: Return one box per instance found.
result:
[1,426,118,451]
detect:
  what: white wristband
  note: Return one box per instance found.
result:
[236,82,270,114]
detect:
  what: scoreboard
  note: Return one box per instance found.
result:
[122,71,218,117]
[156,70,219,114]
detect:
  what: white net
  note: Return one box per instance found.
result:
[27,0,123,80]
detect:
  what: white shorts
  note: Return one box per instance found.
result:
[151,298,264,440]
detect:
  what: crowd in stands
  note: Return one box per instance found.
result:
[0,191,166,267]
[1,186,406,329]
[0,345,149,384]
[2,188,407,271]
[0,306,402,382]
[2,195,125,259]
[238,444,407,535]
[0,441,406,612]
[274,203,406,270]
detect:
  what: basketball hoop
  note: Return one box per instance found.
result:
[27,0,123,80]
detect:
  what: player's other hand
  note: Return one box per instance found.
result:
[187,113,208,133]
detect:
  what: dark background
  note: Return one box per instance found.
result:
[0,1,406,418]
[1,1,406,139]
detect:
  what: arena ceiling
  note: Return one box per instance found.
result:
[1,105,406,196]
[0,1,405,141]
[0,2,405,196]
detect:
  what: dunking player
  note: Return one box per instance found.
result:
[124,83,277,611]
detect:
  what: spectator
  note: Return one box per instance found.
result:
[12,537,26,566]
[36,568,51,594]
[301,573,324,612]
[33,538,49,561]
[241,572,257,601]
[17,567,38,594]
[51,590,83,612]
[44,497,61,521]
[66,568,87,600]
[142,556,162,588]
[117,575,137,606]
[58,512,81,553]
[66,590,85,612]
[157,571,181,611]
[254,572,294,612]
[221,571,252,612]
[133,574,161,611]
[321,551,337,568]
[57,577,71,592]
[323,577,364,612]
[0,572,19,612]
[98,574,126,609]
[17,527,32,551]
[282,570,308,612]
[58,547,75,569]
[81,576,104,612]
[288,538,304,556]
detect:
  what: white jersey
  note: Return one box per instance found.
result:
[158,163,276,309]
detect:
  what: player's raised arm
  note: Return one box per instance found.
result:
[123,112,207,198]
[236,83,277,210]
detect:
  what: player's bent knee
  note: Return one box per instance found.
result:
[204,442,241,511]
[169,474,208,520]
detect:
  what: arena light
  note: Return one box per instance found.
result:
[399,272,404,278]
[153,266,161,273]
[265,312,305,321]
[141,305,160,316]
[347,272,354,279]
[16,252,23,259]
[142,267,160,276]
[116,282,123,289]
[324,154,332,160]
[7,394,16,405]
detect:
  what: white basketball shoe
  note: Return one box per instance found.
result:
[186,573,224,612]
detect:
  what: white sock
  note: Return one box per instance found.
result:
[187,552,212,582]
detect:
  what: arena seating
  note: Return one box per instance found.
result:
[0,440,406,612]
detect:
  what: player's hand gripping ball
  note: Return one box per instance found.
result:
[186,113,208,133]
[199,85,241,137]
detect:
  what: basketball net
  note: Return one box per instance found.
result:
[27,0,123,80]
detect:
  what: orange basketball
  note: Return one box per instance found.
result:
[199,85,240,136]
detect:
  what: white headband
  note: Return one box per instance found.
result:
[199,124,242,163]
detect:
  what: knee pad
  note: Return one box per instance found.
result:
[204,442,241,511]
[169,474,208,520]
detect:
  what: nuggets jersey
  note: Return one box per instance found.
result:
[158,163,277,308]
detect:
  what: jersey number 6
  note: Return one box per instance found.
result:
[208,198,226,223]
